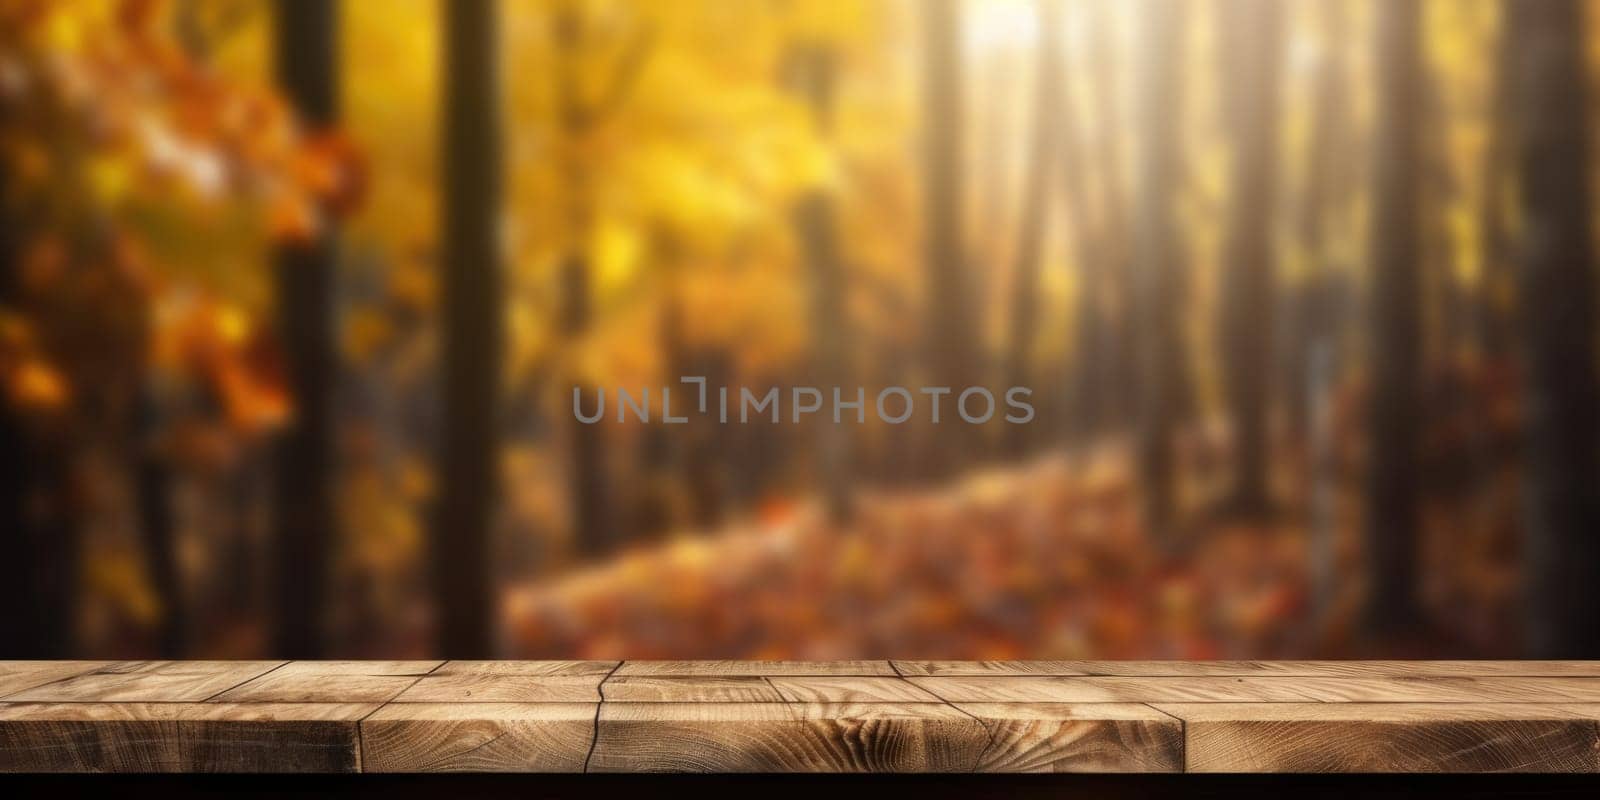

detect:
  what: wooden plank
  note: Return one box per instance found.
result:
[0,662,113,697]
[908,676,1329,703]
[270,661,442,676]
[1160,703,1600,773]
[767,676,944,703]
[955,703,1183,773]
[90,660,286,675]
[1289,676,1600,703]
[896,661,1600,677]
[5,662,283,702]
[0,702,373,772]
[361,703,595,772]
[433,661,617,676]
[1075,661,1600,678]
[910,675,1600,703]
[211,667,425,704]
[892,661,1094,677]
[390,672,605,703]
[616,661,895,677]
[5,661,1600,774]
[589,702,990,772]
[603,677,785,703]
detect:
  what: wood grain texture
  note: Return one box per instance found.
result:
[211,670,425,703]
[602,677,785,702]
[4,661,283,702]
[892,661,1094,677]
[895,661,1600,677]
[955,703,1183,773]
[433,661,617,676]
[912,675,1600,704]
[7,661,1600,773]
[0,662,113,697]
[767,676,944,703]
[91,660,286,675]
[361,703,595,772]
[1288,676,1600,703]
[1160,703,1600,773]
[269,661,443,676]
[909,676,1330,703]
[616,661,896,676]
[1070,661,1600,678]
[589,702,989,772]
[897,660,1600,677]
[0,702,374,772]
[390,672,605,703]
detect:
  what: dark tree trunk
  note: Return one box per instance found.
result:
[562,254,610,557]
[0,166,79,657]
[789,43,854,520]
[134,392,185,657]
[635,235,684,540]
[271,0,338,658]
[1423,68,1464,364]
[1508,0,1600,658]
[795,47,854,521]
[920,0,978,474]
[975,54,1015,275]
[1002,0,1061,458]
[1287,0,1351,439]
[1216,0,1283,513]
[0,142,29,656]
[433,0,501,657]
[1087,0,1134,434]
[1131,0,1189,542]
[1362,0,1425,638]
[554,7,613,557]
[0,411,38,656]
[0,184,27,656]
[1296,0,1353,621]
[1064,1,1106,445]
[0,427,76,658]
[1477,9,1517,360]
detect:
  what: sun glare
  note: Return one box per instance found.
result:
[967,0,1040,53]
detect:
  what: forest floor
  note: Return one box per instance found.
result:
[159,360,1524,660]
[504,360,1525,660]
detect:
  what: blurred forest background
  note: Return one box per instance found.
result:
[2,0,1598,661]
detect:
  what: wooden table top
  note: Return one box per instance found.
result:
[3,660,1599,773]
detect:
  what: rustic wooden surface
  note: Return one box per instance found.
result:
[1,660,1597,773]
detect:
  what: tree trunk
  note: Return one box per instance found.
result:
[975,54,1015,277]
[1477,7,1517,360]
[0,164,79,657]
[1087,0,1134,435]
[1297,0,1352,626]
[553,7,613,557]
[0,181,30,656]
[788,46,854,519]
[1064,1,1107,446]
[562,255,610,557]
[434,0,501,657]
[1508,0,1600,658]
[1216,0,1283,513]
[920,0,978,474]
[1131,0,1189,542]
[1002,0,1061,459]
[1362,0,1425,638]
[271,0,338,658]
[1287,0,1350,439]
[134,389,185,657]
[1423,66,1464,364]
